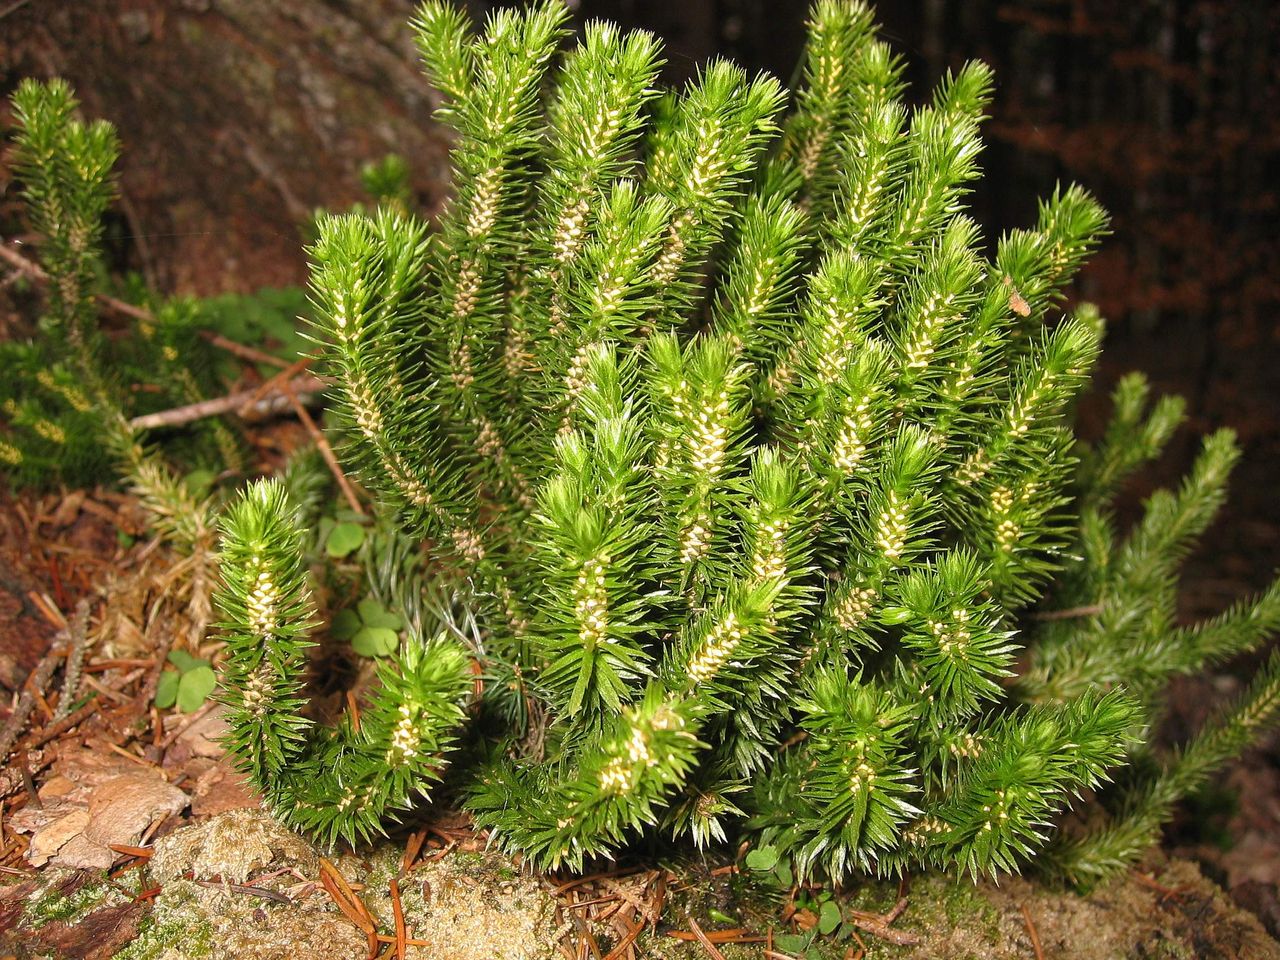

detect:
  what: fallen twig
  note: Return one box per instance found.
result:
[85,658,158,673]
[82,673,131,705]
[200,330,292,370]
[375,934,434,948]
[566,892,604,960]
[1130,869,1193,903]
[281,375,364,515]
[238,355,311,413]
[193,878,292,905]
[28,591,68,630]
[30,697,100,747]
[319,856,379,958]
[158,699,218,749]
[109,844,155,860]
[390,878,408,960]
[552,867,645,896]
[20,760,42,808]
[686,918,728,960]
[601,919,644,960]
[401,829,428,874]
[1,238,331,444]
[127,376,330,431]
[54,599,92,719]
[847,897,918,946]
[0,640,69,764]
[1019,903,1045,960]
[567,895,618,910]
[0,238,150,322]
[669,928,765,944]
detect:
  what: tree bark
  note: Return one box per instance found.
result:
[1,0,455,295]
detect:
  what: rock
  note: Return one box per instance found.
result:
[150,808,317,884]
[642,854,1280,960]
[7,808,1278,959]
[131,814,560,960]
[360,848,560,960]
[135,813,560,960]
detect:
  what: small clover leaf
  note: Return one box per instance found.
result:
[745,845,779,872]
[177,665,217,713]
[155,669,180,710]
[326,521,366,558]
[352,626,399,658]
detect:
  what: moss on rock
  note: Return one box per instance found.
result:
[149,808,318,884]
[7,810,1267,960]
[101,810,560,960]
[358,846,560,960]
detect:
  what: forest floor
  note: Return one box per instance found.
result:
[4,2,1279,950]
[0,477,1278,959]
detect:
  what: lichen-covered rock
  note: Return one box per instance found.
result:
[120,878,363,960]
[150,808,317,885]
[7,810,1276,959]
[642,855,1280,960]
[122,810,560,960]
[359,847,560,960]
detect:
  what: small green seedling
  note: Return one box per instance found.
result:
[155,649,217,713]
[325,520,366,558]
[747,847,848,954]
[330,597,404,657]
[746,845,794,889]
[706,907,738,926]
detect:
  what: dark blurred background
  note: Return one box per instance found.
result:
[2,0,1278,605]
[573,0,1280,619]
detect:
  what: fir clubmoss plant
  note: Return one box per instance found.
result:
[214,0,1280,883]
[3,78,247,489]
[2,79,292,649]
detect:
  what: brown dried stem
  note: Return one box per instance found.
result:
[0,637,69,764]
[0,238,150,322]
[127,376,330,431]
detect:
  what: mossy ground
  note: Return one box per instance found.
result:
[25,873,128,928]
[4,811,1279,959]
[635,853,1278,960]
